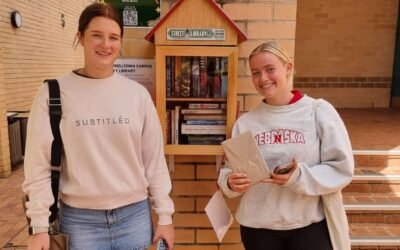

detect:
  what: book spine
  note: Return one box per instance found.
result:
[174,106,181,144]
[187,140,224,145]
[171,56,175,96]
[180,109,225,114]
[183,114,227,120]
[211,57,221,98]
[180,57,191,97]
[181,124,226,135]
[170,110,175,144]
[166,56,172,97]
[188,103,219,109]
[166,110,171,144]
[174,57,181,97]
[221,57,228,98]
[187,135,226,141]
[186,120,226,125]
[199,56,208,97]
[190,57,200,97]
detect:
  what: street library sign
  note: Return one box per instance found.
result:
[167,28,226,41]
[103,0,161,27]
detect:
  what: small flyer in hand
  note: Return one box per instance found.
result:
[221,131,270,184]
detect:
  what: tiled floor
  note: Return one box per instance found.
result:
[338,108,400,150]
[0,108,399,249]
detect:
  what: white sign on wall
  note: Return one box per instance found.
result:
[113,59,155,101]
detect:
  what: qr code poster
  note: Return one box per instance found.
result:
[104,0,161,28]
[123,6,138,26]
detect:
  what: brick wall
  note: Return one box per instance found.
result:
[0,0,93,111]
[227,0,298,113]
[0,48,11,178]
[294,0,399,108]
[0,0,93,176]
[168,156,243,250]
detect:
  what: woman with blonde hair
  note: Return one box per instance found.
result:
[218,41,353,250]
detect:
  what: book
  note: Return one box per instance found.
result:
[183,114,226,120]
[221,57,228,98]
[166,56,172,97]
[171,56,175,96]
[170,110,175,144]
[181,109,225,114]
[187,134,225,145]
[191,57,200,97]
[209,57,221,98]
[180,57,191,97]
[187,140,224,145]
[188,135,226,141]
[166,110,171,144]
[181,124,226,134]
[188,103,220,109]
[174,105,181,144]
[174,57,181,97]
[199,56,208,97]
[186,120,226,125]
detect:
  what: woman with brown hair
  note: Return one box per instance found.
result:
[23,3,174,250]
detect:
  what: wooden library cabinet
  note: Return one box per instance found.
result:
[145,0,247,167]
[155,46,238,156]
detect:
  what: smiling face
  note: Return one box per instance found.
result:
[249,51,293,106]
[78,16,121,78]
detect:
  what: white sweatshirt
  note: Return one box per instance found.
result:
[22,72,174,227]
[218,95,354,230]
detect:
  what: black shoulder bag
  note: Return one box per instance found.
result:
[22,79,69,250]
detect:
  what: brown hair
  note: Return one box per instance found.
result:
[75,3,123,47]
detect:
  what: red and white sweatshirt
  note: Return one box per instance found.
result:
[218,95,354,230]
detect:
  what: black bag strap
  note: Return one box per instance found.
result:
[45,79,63,223]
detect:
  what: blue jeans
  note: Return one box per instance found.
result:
[59,199,153,250]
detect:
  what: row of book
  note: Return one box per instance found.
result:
[166,56,228,98]
[166,103,227,145]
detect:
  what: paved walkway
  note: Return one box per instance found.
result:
[0,165,27,250]
[0,108,399,249]
[339,108,400,150]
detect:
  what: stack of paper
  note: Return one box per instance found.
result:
[221,130,270,184]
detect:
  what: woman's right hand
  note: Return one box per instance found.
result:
[27,233,49,250]
[227,173,251,193]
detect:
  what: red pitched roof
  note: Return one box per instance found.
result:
[144,0,247,44]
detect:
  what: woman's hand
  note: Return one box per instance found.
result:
[153,224,174,249]
[262,159,298,185]
[27,233,49,250]
[227,173,251,193]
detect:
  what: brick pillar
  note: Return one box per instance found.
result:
[0,48,11,178]
[171,155,243,249]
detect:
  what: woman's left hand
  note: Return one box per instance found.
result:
[153,224,174,249]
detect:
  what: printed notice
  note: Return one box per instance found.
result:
[113,59,155,101]
[205,190,234,242]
